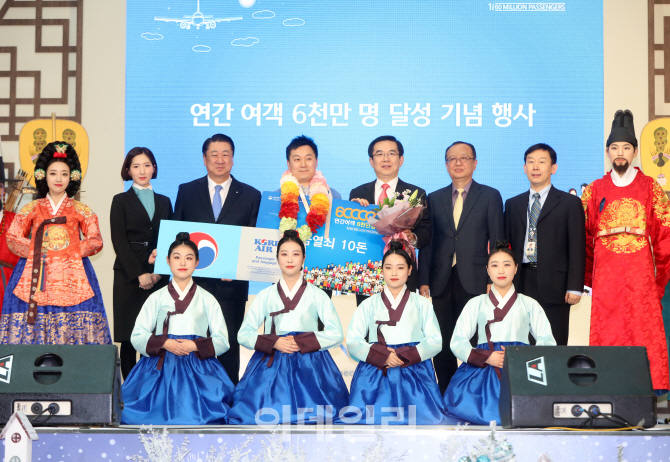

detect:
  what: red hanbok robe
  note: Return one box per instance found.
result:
[583,168,670,391]
[0,211,19,316]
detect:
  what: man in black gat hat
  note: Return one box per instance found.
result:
[582,109,670,394]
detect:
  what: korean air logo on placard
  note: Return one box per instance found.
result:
[0,354,13,384]
[190,232,219,269]
[267,195,280,201]
[526,356,547,386]
[254,238,279,253]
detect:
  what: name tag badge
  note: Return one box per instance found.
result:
[525,241,536,257]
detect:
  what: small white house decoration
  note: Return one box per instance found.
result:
[1,411,39,462]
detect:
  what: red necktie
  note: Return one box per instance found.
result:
[378,183,390,205]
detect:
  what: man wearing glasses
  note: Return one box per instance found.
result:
[418,141,504,393]
[350,136,430,306]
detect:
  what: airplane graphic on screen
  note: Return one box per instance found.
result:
[154,0,242,30]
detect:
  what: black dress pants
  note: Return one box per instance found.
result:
[432,265,477,394]
[519,264,571,346]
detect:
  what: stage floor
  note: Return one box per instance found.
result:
[21,423,670,462]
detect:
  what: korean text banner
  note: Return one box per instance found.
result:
[257,193,387,295]
[126,1,604,206]
[154,220,282,283]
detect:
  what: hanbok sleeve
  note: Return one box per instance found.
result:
[581,183,595,288]
[345,300,391,368]
[130,293,163,357]
[395,296,442,366]
[194,293,230,358]
[7,201,36,258]
[451,297,491,367]
[294,288,343,353]
[237,291,277,354]
[527,298,557,346]
[75,201,103,257]
[650,181,670,299]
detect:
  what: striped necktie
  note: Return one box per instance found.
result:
[528,192,541,263]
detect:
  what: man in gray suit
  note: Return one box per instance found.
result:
[419,141,504,393]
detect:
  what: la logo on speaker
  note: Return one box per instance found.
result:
[0,355,13,384]
[526,356,547,386]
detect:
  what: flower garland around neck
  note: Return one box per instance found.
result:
[279,170,330,241]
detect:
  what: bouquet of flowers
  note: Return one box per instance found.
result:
[367,189,425,262]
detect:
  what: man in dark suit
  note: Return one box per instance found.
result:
[349,135,430,305]
[504,143,585,346]
[174,133,261,384]
[418,141,504,393]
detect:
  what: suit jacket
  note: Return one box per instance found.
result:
[349,178,431,293]
[111,188,173,279]
[418,180,504,297]
[110,188,173,340]
[173,175,261,301]
[504,185,586,304]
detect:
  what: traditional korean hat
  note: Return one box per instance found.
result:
[606,109,637,148]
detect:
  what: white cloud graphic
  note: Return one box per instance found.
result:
[283,18,305,27]
[231,37,259,47]
[141,32,164,41]
[252,10,275,19]
[192,45,211,53]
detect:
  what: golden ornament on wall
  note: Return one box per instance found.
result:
[641,117,670,189]
[18,114,89,187]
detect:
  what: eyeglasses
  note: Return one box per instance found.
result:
[446,156,474,164]
[372,151,399,158]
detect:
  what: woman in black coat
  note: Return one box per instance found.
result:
[110,147,172,379]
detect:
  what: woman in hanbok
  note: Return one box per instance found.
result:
[443,240,556,425]
[121,232,234,425]
[111,147,172,379]
[341,241,454,425]
[0,142,111,345]
[227,230,349,425]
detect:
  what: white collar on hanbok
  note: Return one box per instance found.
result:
[46,193,67,216]
[279,275,304,300]
[383,284,407,310]
[610,166,637,188]
[132,182,153,190]
[171,278,193,300]
[490,284,516,308]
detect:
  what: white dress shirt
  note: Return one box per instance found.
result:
[610,166,637,187]
[374,177,400,205]
[383,284,408,310]
[46,193,67,216]
[171,278,194,300]
[207,175,232,206]
[279,275,304,300]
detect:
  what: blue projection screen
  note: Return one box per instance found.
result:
[125,1,603,203]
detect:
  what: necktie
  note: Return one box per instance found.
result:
[378,183,390,205]
[452,188,464,266]
[212,184,223,220]
[528,193,541,263]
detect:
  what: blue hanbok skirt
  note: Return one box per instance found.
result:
[339,342,457,425]
[0,257,111,345]
[121,335,234,425]
[227,332,349,425]
[443,341,525,425]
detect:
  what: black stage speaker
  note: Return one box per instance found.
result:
[499,346,656,428]
[0,345,122,426]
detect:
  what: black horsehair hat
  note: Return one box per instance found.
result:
[606,109,637,148]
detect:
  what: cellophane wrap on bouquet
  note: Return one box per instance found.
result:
[367,189,425,262]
